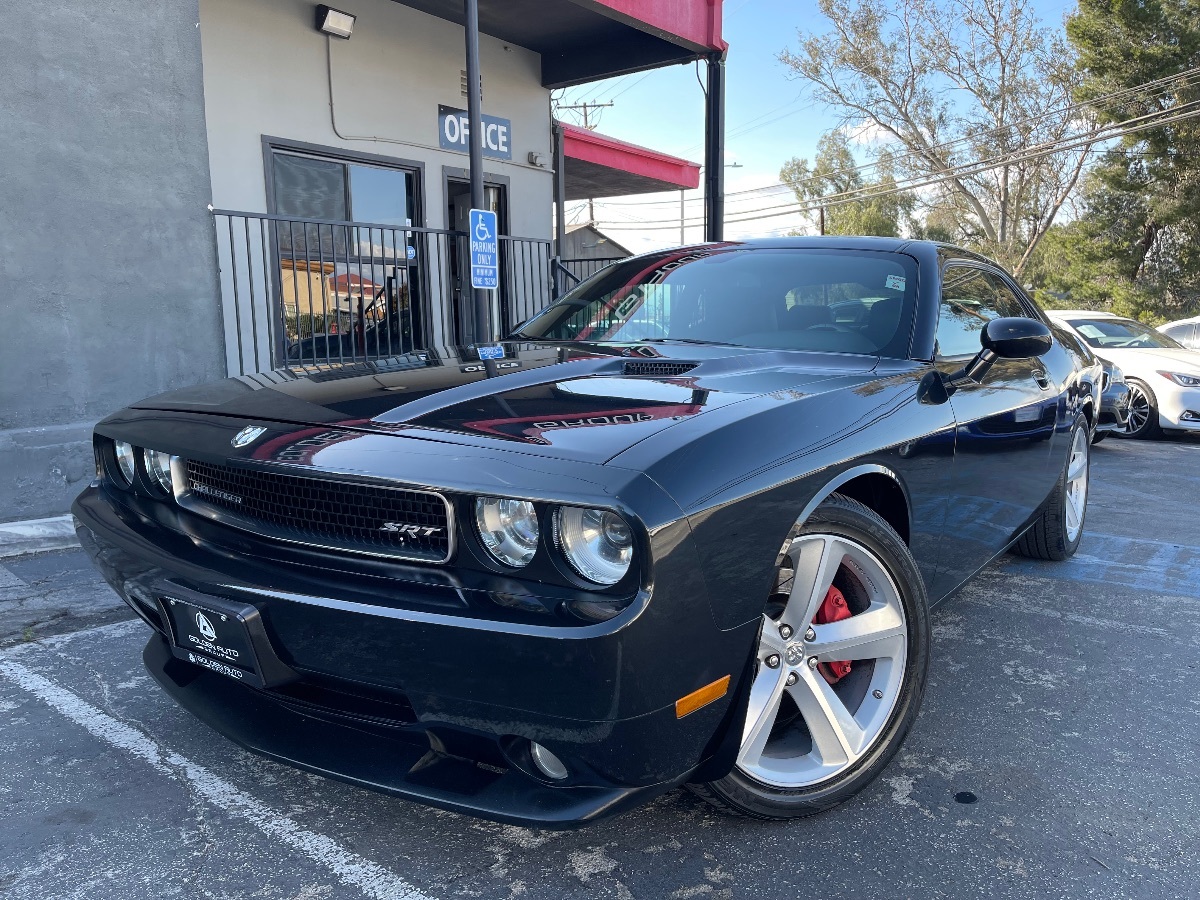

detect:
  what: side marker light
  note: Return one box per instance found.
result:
[675,675,731,719]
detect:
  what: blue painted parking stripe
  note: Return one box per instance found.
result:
[998,531,1200,599]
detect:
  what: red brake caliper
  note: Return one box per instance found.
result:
[813,586,853,684]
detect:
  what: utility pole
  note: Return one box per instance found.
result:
[557,101,612,226]
[463,0,489,343]
[679,189,685,246]
[556,101,613,131]
[819,206,826,236]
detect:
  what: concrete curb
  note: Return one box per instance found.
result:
[0,515,80,559]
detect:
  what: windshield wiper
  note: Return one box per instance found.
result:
[635,337,743,347]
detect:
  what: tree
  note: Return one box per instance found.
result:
[1039,0,1200,320]
[781,0,1096,274]
[780,131,916,236]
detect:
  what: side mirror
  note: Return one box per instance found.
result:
[943,317,1053,395]
[981,317,1053,359]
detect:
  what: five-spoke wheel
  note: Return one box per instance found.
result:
[738,534,908,789]
[1064,426,1089,544]
[690,494,930,819]
[1015,415,1090,561]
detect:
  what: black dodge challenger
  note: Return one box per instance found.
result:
[74,238,1099,827]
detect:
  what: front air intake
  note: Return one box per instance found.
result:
[622,360,697,377]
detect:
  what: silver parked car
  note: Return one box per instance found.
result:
[1159,316,1200,351]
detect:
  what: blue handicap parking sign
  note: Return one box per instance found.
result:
[469,208,499,290]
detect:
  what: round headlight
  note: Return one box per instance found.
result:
[143,448,173,493]
[475,497,539,567]
[113,441,137,485]
[555,507,633,586]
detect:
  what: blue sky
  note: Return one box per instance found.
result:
[559,0,1078,252]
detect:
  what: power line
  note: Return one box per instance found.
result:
[556,100,614,130]
[596,101,1200,230]
[595,64,1200,209]
[737,101,1200,221]
[614,95,1200,225]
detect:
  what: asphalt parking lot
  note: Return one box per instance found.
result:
[2,434,1198,900]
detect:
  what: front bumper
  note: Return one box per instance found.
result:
[73,486,755,828]
[1097,381,1131,434]
[1157,381,1200,431]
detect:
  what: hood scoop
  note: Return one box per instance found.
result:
[622,360,698,377]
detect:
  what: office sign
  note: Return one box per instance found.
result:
[469,208,499,290]
[438,105,512,160]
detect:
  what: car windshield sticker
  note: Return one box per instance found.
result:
[885,274,906,291]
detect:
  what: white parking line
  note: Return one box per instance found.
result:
[0,657,435,900]
[0,564,26,590]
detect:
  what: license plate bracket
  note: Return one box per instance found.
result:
[156,585,297,689]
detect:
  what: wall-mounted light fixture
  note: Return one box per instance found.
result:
[315,5,355,39]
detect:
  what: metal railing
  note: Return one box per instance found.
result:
[212,210,556,375]
[559,256,625,284]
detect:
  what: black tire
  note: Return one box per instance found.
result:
[1014,416,1089,561]
[1090,429,1107,444]
[1120,379,1161,439]
[688,494,930,819]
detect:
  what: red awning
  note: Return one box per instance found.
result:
[388,0,725,87]
[560,122,700,199]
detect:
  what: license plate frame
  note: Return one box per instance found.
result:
[156,585,296,689]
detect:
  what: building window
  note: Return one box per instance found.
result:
[268,149,423,359]
[271,150,416,229]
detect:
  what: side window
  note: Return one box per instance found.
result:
[1162,323,1196,347]
[990,277,1031,319]
[936,267,1029,357]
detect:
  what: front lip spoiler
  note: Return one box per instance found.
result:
[143,634,689,829]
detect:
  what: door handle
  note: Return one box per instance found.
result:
[1032,368,1051,390]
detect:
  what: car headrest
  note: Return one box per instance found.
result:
[865,296,904,348]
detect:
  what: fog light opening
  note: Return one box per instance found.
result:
[1182,410,1200,422]
[529,741,568,781]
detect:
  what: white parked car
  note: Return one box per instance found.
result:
[1047,310,1200,439]
[1159,315,1200,350]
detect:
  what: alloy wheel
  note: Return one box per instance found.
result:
[1124,383,1151,436]
[738,534,908,788]
[1064,426,1089,543]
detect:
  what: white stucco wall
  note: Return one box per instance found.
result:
[198,0,554,360]
[199,0,552,235]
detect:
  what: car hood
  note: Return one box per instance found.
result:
[132,343,880,464]
[1091,346,1200,376]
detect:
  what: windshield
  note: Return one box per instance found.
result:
[1066,318,1183,350]
[518,248,918,357]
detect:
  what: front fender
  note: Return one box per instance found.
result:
[617,367,957,629]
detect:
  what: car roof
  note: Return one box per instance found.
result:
[650,236,996,264]
[1162,315,1200,326]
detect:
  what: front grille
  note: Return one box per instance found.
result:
[181,460,452,562]
[622,360,697,377]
